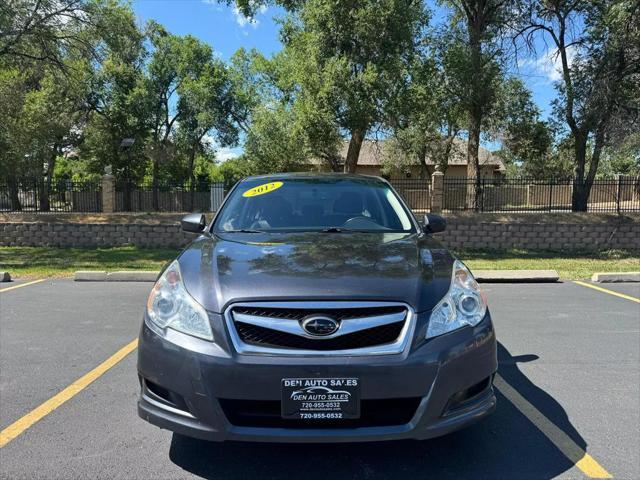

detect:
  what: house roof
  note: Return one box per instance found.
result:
[337,138,505,171]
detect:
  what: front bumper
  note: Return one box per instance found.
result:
[137,312,497,443]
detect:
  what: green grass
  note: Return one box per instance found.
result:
[458,249,640,280]
[0,246,638,280]
[0,246,177,278]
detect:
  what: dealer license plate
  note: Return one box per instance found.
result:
[281,378,360,420]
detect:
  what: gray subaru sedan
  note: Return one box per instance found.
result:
[137,173,497,442]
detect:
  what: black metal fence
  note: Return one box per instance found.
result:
[442,177,640,213]
[0,178,226,213]
[388,178,432,212]
[2,176,639,214]
[114,180,224,212]
[0,178,102,213]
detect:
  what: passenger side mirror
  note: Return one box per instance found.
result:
[423,214,446,234]
[181,213,207,233]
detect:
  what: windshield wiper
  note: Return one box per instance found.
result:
[224,229,266,233]
[321,227,374,233]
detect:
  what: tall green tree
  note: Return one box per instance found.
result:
[280,0,428,172]
[231,47,341,172]
[519,0,640,210]
[16,62,91,209]
[442,0,513,208]
[144,25,223,197]
[444,0,511,172]
[0,66,31,209]
[1,0,137,209]
[1,0,94,66]
[175,59,240,207]
[385,28,466,178]
[490,77,554,178]
[82,3,148,181]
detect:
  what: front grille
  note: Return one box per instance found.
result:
[232,305,406,321]
[219,398,421,428]
[227,302,411,354]
[235,320,404,350]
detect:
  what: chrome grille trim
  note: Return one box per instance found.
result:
[224,301,415,357]
[232,310,406,339]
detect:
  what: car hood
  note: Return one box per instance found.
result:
[178,231,455,313]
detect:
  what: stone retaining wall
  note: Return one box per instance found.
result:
[1,213,639,251]
[441,215,639,251]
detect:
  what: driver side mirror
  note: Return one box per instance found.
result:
[181,213,207,233]
[423,214,446,234]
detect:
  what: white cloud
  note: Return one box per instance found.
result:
[233,6,260,28]
[202,135,241,161]
[202,1,268,30]
[216,146,240,162]
[522,46,576,83]
[201,0,224,11]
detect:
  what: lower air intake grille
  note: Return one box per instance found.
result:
[219,398,421,428]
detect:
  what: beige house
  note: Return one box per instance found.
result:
[312,139,506,179]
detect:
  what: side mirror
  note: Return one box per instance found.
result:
[423,214,446,234]
[181,213,207,233]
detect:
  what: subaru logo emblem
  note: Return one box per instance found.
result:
[301,315,339,336]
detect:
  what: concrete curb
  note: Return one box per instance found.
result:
[74,271,158,282]
[74,271,107,281]
[0,271,11,282]
[474,270,560,283]
[106,271,159,282]
[591,272,640,283]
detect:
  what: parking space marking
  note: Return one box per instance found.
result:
[0,338,138,448]
[573,281,640,304]
[0,279,46,293]
[494,373,612,479]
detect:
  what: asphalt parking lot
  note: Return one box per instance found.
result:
[0,278,638,479]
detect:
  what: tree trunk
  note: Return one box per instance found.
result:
[38,145,58,212]
[572,181,589,212]
[38,178,50,212]
[188,146,196,212]
[440,127,457,174]
[572,125,606,212]
[123,178,132,212]
[418,146,428,179]
[466,111,482,211]
[571,134,588,211]
[465,8,484,212]
[8,177,21,211]
[152,156,159,211]
[325,155,342,172]
[344,129,365,173]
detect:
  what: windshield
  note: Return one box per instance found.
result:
[213,177,415,233]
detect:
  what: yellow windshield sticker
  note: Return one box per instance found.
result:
[242,181,283,197]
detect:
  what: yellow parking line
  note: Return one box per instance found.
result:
[0,338,138,448]
[494,373,612,479]
[0,279,46,293]
[574,280,640,304]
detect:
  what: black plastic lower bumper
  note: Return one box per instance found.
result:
[137,313,497,443]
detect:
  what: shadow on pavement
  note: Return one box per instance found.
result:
[169,342,585,480]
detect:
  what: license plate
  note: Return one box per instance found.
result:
[281,378,360,420]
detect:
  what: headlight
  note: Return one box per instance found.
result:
[427,260,487,339]
[146,260,213,341]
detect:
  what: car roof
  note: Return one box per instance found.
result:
[240,172,388,183]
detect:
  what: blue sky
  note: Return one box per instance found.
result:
[132,0,560,156]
